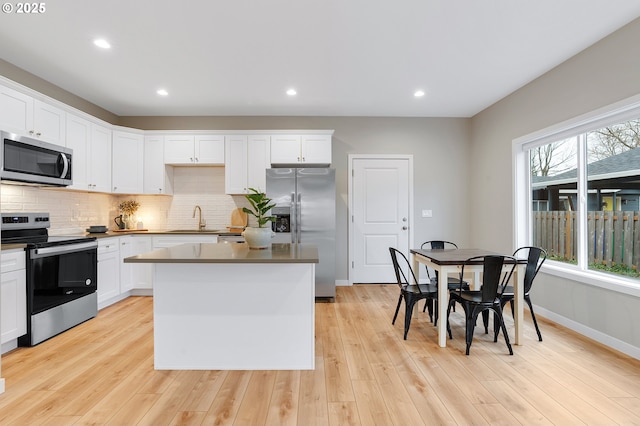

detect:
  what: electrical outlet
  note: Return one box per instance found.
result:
[422,209,433,218]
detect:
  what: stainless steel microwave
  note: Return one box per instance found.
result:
[0,131,72,186]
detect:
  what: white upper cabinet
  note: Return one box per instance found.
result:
[164,134,224,165]
[65,114,91,191]
[247,135,270,192]
[112,130,144,194]
[91,124,112,192]
[270,134,331,165]
[33,99,66,144]
[224,135,248,194]
[195,135,225,164]
[225,135,270,194]
[0,85,33,135]
[0,85,65,144]
[143,135,173,194]
[65,114,112,192]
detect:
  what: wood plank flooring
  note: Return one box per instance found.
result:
[1,284,640,425]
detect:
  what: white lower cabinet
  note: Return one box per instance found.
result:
[97,239,120,308]
[120,236,153,292]
[1,250,27,347]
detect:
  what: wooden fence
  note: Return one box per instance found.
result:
[533,210,640,269]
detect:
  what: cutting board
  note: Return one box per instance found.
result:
[227,208,248,233]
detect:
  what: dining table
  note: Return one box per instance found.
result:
[410,248,526,348]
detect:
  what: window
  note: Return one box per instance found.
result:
[514,95,640,286]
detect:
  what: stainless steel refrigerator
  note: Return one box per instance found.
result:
[266,168,336,299]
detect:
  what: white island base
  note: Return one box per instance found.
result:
[153,260,315,370]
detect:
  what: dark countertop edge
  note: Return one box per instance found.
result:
[124,258,319,264]
[1,243,27,251]
[87,230,243,238]
[123,243,319,264]
[2,231,241,249]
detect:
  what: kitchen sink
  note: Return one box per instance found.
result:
[166,229,221,233]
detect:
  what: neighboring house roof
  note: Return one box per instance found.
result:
[532,148,640,189]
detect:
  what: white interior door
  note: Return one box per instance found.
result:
[350,156,412,283]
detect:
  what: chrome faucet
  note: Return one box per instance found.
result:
[193,205,206,230]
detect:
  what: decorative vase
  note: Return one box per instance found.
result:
[122,213,136,230]
[242,227,274,249]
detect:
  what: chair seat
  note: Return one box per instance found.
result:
[450,290,498,306]
[403,283,437,295]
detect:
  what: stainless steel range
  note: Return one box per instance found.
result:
[1,212,98,346]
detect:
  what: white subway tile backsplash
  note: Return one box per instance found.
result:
[1,166,254,234]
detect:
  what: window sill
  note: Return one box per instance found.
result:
[542,261,640,298]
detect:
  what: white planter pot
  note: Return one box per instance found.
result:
[242,227,274,249]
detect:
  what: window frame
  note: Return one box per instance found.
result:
[512,93,640,298]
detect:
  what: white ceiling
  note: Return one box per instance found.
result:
[1,1,639,118]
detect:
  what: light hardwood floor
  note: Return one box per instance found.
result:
[1,285,640,425]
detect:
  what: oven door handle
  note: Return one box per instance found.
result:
[31,241,98,258]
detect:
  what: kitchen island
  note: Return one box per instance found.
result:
[124,242,318,370]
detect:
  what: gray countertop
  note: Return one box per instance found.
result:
[123,242,319,264]
[86,229,242,238]
[1,229,243,251]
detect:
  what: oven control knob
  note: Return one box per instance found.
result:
[86,279,92,285]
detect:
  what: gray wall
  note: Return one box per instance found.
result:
[469,17,640,352]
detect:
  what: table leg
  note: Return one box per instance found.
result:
[411,254,420,284]
[438,266,455,347]
[410,254,422,319]
[513,264,524,345]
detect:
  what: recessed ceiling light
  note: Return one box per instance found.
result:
[93,39,111,49]
[414,90,425,97]
[286,89,297,96]
[157,89,169,96]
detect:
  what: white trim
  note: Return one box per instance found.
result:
[513,93,640,149]
[513,92,640,286]
[145,129,335,136]
[335,279,350,287]
[541,262,640,298]
[533,304,640,360]
[347,154,414,285]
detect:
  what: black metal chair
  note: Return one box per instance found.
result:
[420,240,468,323]
[446,255,517,355]
[389,247,437,339]
[500,246,547,341]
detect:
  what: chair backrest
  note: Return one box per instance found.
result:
[456,255,517,303]
[389,247,420,290]
[421,240,459,250]
[420,241,459,280]
[513,246,547,293]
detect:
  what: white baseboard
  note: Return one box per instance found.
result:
[336,280,350,287]
[130,289,153,296]
[0,378,5,394]
[534,305,640,360]
[1,339,18,355]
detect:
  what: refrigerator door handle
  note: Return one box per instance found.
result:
[290,192,296,243]
[297,192,302,243]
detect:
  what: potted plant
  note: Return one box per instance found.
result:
[242,188,276,249]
